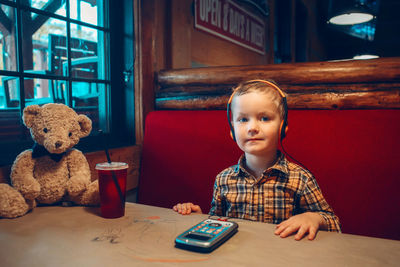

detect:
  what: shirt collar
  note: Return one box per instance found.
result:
[234,150,290,177]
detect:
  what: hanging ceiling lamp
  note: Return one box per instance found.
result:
[353,54,379,60]
[328,0,375,25]
[353,36,379,60]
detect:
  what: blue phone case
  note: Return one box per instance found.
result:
[175,218,238,253]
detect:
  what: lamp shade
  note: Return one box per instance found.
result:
[328,0,375,25]
[353,54,379,60]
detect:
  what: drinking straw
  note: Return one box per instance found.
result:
[99,130,124,203]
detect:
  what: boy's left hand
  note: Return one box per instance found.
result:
[274,212,327,241]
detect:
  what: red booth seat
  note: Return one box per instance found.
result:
[138,110,400,240]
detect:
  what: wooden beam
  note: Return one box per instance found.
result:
[158,58,400,87]
[156,82,400,95]
[134,0,144,144]
[288,90,400,109]
[156,90,400,110]
[155,58,400,110]
[136,0,168,144]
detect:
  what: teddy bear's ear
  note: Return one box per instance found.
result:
[77,114,92,137]
[22,105,41,128]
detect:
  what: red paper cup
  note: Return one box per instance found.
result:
[96,162,128,218]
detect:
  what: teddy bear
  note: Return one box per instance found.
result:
[0,103,100,218]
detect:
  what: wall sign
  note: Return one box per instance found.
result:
[194,0,266,55]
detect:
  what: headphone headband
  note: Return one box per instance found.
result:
[227,79,288,142]
[246,79,286,99]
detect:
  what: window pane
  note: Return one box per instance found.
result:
[24,77,58,106]
[22,11,67,75]
[53,79,68,103]
[0,109,24,141]
[72,81,107,133]
[0,0,121,165]
[29,0,67,17]
[29,0,46,9]
[0,75,19,109]
[0,4,17,71]
[0,77,22,145]
[70,0,103,27]
[70,24,106,80]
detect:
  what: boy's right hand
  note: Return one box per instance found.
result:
[173,203,202,215]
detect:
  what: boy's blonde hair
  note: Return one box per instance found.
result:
[230,80,286,119]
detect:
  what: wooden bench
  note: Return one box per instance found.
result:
[137,109,400,240]
[138,59,400,240]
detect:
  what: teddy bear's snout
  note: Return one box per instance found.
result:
[55,141,63,149]
[44,137,68,153]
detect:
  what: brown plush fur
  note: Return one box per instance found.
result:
[0,103,99,218]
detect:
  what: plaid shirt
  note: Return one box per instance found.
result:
[209,151,341,232]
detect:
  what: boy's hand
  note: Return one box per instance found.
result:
[172,203,202,215]
[274,212,327,241]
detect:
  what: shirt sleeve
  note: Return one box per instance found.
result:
[299,172,342,232]
[209,177,222,216]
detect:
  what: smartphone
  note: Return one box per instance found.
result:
[175,218,238,253]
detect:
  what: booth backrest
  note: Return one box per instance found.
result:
[138,110,400,240]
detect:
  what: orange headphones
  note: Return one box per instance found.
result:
[226,80,288,142]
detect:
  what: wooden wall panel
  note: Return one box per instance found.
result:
[136,0,169,144]
[85,146,142,190]
[301,0,327,61]
[168,0,272,68]
[191,30,270,66]
[136,0,276,141]
[170,0,192,68]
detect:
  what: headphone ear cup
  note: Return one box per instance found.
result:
[230,129,236,141]
[279,119,288,140]
[227,100,236,142]
[280,96,288,141]
[279,121,284,140]
[281,127,286,140]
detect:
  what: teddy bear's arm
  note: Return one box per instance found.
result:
[66,149,91,197]
[10,150,41,200]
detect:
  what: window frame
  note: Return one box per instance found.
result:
[0,0,135,166]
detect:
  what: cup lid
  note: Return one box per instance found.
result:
[95,162,128,170]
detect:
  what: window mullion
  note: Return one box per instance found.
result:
[66,0,72,107]
[15,0,25,114]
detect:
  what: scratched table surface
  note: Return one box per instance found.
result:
[1,203,399,267]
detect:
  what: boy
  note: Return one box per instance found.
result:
[173,80,341,240]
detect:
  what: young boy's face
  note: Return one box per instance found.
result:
[231,91,282,157]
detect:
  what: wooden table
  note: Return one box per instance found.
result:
[1,203,399,266]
